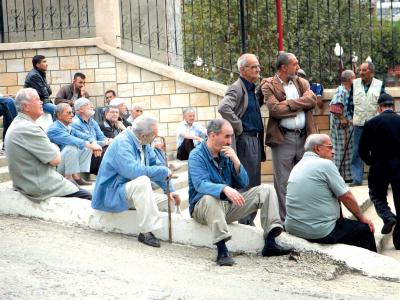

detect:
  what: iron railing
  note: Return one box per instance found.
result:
[0,0,95,43]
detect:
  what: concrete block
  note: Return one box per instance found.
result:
[190,93,209,107]
[134,82,154,96]
[0,73,17,87]
[95,68,116,82]
[118,83,134,97]
[3,51,16,59]
[157,122,168,137]
[159,108,183,123]
[70,69,95,83]
[151,95,170,109]
[141,69,162,81]
[99,54,116,68]
[57,48,71,57]
[86,47,105,55]
[50,85,61,97]
[39,48,58,57]
[6,59,25,72]
[77,47,86,55]
[15,50,23,58]
[131,96,151,109]
[60,56,79,70]
[70,48,78,55]
[197,107,215,120]
[145,109,159,120]
[7,86,20,96]
[154,80,175,95]
[116,62,128,83]
[46,56,60,71]
[79,55,99,69]
[0,52,3,59]
[50,70,72,84]
[176,81,196,93]
[23,49,37,57]
[170,94,190,108]
[168,122,180,136]
[127,65,141,83]
[0,60,6,72]
[85,82,104,97]
[103,82,117,94]
[209,94,218,106]
[0,87,7,94]
[24,58,32,71]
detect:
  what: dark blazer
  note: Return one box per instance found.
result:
[24,68,52,103]
[359,109,400,166]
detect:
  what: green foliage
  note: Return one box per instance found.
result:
[182,0,400,87]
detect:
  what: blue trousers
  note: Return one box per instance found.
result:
[0,97,18,142]
[351,125,364,184]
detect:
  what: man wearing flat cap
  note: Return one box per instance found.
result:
[359,93,400,250]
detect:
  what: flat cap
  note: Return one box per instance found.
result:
[377,93,394,105]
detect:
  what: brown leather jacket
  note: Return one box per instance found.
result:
[260,75,318,146]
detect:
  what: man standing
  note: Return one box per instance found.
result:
[359,93,399,249]
[188,119,292,266]
[47,103,103,186]
[176,107,207,160]
[350,61,384,186]
[218,53,265,226]
[285,134,376,252]
[71,98,112,175]
[99,105,126,138]
[261,52,317,221]
[5,88,91,201]
[24,55,56,116]
[92,115,181,248]
[55,72,89,105]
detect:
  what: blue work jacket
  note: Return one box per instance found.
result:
[71,114,106,146]
[47,120,90,151]
[92,129,173,212]
[188,141,249,215]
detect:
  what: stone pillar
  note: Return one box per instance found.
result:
[94,0,121,48]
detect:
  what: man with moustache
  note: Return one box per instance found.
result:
[55,72,90,106]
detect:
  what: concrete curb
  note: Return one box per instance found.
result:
[1,188,400,282]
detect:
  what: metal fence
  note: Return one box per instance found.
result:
[0,0,95,43]
[182,0,400,87]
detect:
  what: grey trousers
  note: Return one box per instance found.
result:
[192,184,282,244]
[271,132,305,222]
[57,145,92,176]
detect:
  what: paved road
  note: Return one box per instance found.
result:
[0,215,399,300]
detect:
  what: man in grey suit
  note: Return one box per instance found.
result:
[218,53,265,226]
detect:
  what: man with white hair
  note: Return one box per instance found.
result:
[126,104,144,124]
[285,133,376,252]
[109,97,131,127]
[71,98,112,175]
[92,115,181,248]
[47,103,103,186]
[218,53,265,226]
[5,88,91,201]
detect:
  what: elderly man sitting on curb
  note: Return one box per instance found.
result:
[188,119,292,266]
[47,103,103,186]
[71,98,112,175]
[285,134,376,252]
[92,115,181,248]
[5,88,91,201]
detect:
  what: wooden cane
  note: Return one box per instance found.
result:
[157,136,173,243]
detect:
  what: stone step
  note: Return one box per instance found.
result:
[0,166,10,183]
[0,155,7,168]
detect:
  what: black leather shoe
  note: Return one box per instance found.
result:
[262,243,293,257]
[74,178,91,186]
[216,253,235,266]
[138,232,160,248]
[381,218,397,234]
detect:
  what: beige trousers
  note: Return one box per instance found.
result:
[192,184,282,244]
[124,176,168,234]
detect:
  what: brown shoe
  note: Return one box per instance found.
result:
[74,178,91,186]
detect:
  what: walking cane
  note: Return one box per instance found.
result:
[156,136,173,243]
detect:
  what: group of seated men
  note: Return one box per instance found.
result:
[2,53,386,268]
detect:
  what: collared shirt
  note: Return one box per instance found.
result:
[91,130,173,212]
[4,113,78,202]
[47,120,90,151]
[285,151,348,239]
[188,141,249,215]
[176,120,207,148]
[71,114,106,146]
[277,75,306,130]
[100,119,123,139]
[240,77,263,133]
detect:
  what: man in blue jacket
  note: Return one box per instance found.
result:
[188,119,292,266]
[47,103,103,186]
[92,115,181,248]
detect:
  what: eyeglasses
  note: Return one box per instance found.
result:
[65,111,74,115]
[319,144,333,149]
[245,64,260,70]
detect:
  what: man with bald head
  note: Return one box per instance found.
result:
[5,88,91,201]
[285,134,376,252]
[218,53,265,226]
[188,119,292,266]
[261,52,317,222]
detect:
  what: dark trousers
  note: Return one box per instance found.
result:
[63,188,92,200]
[368,160,400,249]
[236,133,262,225]
[90,145,108,175]
[177,138,195,160]
[308,218,377,252]
[0,97,18,145]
